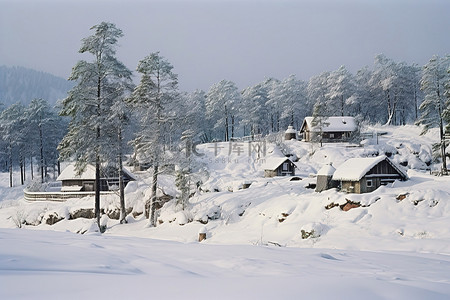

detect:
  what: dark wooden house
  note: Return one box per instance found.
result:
[332,156,408,194]
[57,163,136,192]
[262,157,296,177]
[300,116,357,142]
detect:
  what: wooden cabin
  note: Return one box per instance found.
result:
[262,157,296,177]
[332,156,408,194]
[300,116,357,142]
[57,163,136,192]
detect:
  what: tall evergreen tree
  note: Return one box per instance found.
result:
[326,65,357,117]
[58,22,132,231]
[0,103,26,187]
[416,55,450,174]
[127,52,178,227]
[206,80,240,141]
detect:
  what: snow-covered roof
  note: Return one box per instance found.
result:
[123,167,137,181]
[332,156,407,181]
[57,164,136,181]
[301,116,357,132]
[261,157,293,170]
[317,163,336,176]
[285,126,296,134]
[57,164,96,181]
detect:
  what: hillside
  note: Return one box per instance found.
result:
[0,65,73,106]
[0,124,448,253]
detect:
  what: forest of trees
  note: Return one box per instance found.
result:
[0,66,73,106]
[0,22,448,229]
[0,99,67,187]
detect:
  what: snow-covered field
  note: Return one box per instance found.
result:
[2,228,450,299]
[1,125,450,299]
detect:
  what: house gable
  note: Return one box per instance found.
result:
[300,116,357,142]
[333,156,407,194]
[262,157,296,177]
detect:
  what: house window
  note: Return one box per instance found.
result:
[83,182,95,191]
[282,162,289,171]
[367,179,373,188]
[329,133,335,138]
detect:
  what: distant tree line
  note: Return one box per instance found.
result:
[0,99,67,187]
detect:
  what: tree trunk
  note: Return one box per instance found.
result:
[437,89,447,174]
[150,164,158,226]
[20,156,24,185]
[271,113,274,132]
[39,120,44,183]
[231,115,235,139]
[414,87,418,121]
[95,155,101,231]
[44,159,48,180]
[9,140,13,188]
[30,156,34,180]
[118,126,127,224]
[95,74,102,232]
[224,105,229,141]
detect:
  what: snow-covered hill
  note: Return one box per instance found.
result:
[1,124,449,298]
[0,125,449,253]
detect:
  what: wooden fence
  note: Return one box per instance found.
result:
[24,190,116,202]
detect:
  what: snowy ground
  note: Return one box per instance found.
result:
[1,228,450,299]
[1,125,450,298]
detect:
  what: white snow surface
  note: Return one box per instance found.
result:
[331,155,406,181]
[1,124,450,298]
[317,163,336,176]
[56,163,96,181]
[285,125,296,133]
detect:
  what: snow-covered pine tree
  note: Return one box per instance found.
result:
[127,52,178,227]
[0,103,26,187]
[416,54,450,174]
[103,77,134,224]
[184,90,209,142]
[311,102,330,147]
[270,75,307,130]
[307,71,330,117]
[241,82,270,137]
[58,22,132,231]
[206,80,241,141]
[325,65,357,117]
[26,99,57,183]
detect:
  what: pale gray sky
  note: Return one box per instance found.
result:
[1,0,449,92]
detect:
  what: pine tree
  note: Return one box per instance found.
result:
[325,65,357,117]
[241,82,269,137]
[128,52,178,226]
[206,80,240,141]
[416,55,450,174]
[58,22,132,231]
[0,103,26,187]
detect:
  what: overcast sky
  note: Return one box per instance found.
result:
[1,0,449,92]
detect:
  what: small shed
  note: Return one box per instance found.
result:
[57,163,136,192]
[284,126,297,140]
[300,116,357,142]
[262,157,296,177]
[332,156,408,194]
[315,163,338,192]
